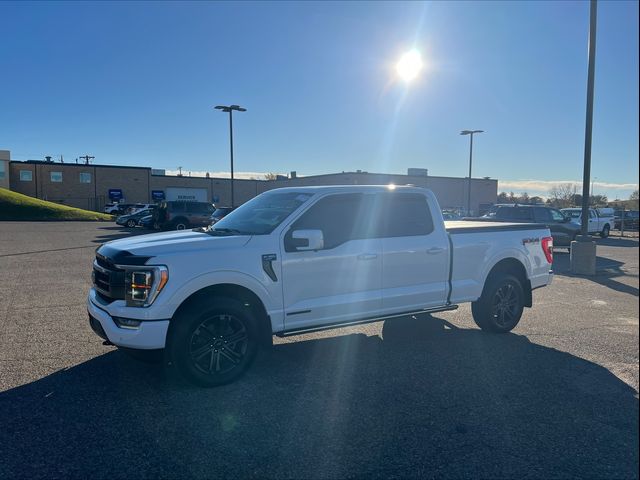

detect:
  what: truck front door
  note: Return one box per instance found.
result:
[280,193,383,331]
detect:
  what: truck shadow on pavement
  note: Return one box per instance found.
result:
[0,315,637,479]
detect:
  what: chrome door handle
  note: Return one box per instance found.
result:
[357,253,378,261]
[426,247,445,255]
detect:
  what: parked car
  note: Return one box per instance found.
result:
[116,208,154,228]
[152,201,215,230]
[480,204,580,248]
[88,185,553,387]
[561,207,613,237]
[442,211,461,221]
[613,210,639,230]
[210,206,235,224]
[138,214,155,229]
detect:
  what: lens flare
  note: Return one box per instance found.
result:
[396,49,423,82]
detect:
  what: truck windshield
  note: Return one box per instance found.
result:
[210,191,313,235]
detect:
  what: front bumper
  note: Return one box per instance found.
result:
[87,293,170,350]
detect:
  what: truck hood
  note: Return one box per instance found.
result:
[97,230,251,264]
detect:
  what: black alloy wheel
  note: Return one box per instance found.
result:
[471,273,525,333]
[189,314,249,376]
[491,283,519,329]
[169,297,259,387]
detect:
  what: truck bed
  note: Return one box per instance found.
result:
[445,220,548,234]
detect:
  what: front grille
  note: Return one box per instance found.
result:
[92,257,126,300]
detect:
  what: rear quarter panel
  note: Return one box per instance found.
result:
[449,228,551,303]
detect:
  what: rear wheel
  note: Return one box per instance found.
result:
[168,297,259,387]
[600,224,610,238]
[173,218,190,230]
[472,273,525,333]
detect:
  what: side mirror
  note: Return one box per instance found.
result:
[291,229,324,251]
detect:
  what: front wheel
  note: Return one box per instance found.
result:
[168,298,259,387]
[126,219,137,228]
[472,273,525,333]
[600,224,610,238]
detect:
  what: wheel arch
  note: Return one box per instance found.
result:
[168,283,272,346]
[483,257,532,307]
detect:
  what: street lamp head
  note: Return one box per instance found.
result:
[215,105,246,113]
[460,129,484,135]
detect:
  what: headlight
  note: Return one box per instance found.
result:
[117,265,169,307]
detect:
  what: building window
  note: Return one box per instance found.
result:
[79,172,92,183]
[50,172,63,183]
[20,170,33,181]
[0,162,5,179]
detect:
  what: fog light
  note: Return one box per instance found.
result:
[114,317,142,329]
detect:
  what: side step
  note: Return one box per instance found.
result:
[276,304,459,338]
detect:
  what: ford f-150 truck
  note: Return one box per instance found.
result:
[561,207,614,238]
[88,186,554,387]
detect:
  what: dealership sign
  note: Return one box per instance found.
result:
[151,190,165,200]
[108,189,123,201]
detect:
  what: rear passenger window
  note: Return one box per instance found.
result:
[377,193,434,237]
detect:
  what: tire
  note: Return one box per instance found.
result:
[600,224,610,238]
[168,297,259,387]
[471,273,525,333]
[126,219,137,228]
[173,218,189,230]
[118,347,164,364]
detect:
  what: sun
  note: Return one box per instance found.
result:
[396,49,424,82]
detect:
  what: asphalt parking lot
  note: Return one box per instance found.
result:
[0,222,638,479]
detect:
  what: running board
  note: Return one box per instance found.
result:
[276,304,459,338]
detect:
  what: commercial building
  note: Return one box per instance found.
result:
[2,150,497,215]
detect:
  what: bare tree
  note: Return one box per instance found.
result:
[630,189,639,209]
[548,183,578,208]
[263,173,278,181]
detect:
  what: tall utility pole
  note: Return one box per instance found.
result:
[580,0,598,236]
[571,0,598,275]
[79,155,94,165]
[460,130,484,216]
[215,104,247,208]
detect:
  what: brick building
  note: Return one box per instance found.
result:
[3,151,497,215]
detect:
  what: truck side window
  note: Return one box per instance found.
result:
[550,209,565,222]
[287,193,369,250]
[376,193,434,237]
[496,207,533,221]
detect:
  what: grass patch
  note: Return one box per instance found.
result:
[0,188,114,221]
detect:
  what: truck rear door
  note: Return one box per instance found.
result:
[378,192,449,313]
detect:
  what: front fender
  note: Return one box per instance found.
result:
[164,270,284,331]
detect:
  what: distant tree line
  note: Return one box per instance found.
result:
[496,182,636,209]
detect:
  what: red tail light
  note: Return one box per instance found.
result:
[541,236,553,264]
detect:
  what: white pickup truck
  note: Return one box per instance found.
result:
[561,207,614,238]
[88,186,554,386]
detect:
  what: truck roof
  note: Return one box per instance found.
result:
[263,185,427,194]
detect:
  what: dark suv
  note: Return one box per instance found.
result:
[153,201,215,230]
[482,205,581,247]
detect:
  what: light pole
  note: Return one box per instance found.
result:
[590,176,597,202]
[460,130,484,216]
[215,104,247,207]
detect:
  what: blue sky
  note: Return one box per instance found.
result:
[1,1,638,199]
